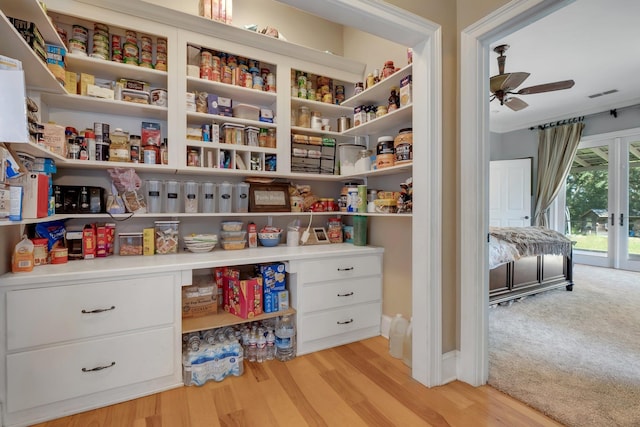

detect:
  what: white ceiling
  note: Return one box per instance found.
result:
[489,0,640,133]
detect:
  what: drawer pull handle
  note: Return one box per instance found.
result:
[337,319,354,325]
[337,292,354,297]
[82,361,116,372]
[81,305,116,314]
[337,267,354,271]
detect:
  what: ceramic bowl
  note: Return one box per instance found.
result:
[258,232,282,247]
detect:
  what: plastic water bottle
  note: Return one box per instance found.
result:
[389,313,409,359]
[248,331,257,362]
[257,334,267,363]
[266,330,275,360]
[275,315,296,361]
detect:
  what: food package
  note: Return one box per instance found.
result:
[107,168,147,213]
[12,235,34,273]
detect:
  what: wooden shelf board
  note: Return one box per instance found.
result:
[182,307,296,333]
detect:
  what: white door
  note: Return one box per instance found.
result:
[489,158,532,227]
[562,131,640,272]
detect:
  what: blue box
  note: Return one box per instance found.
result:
[263,292,279,313]
[258,262,286,294]
[207,94,232,116]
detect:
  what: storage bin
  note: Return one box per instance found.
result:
[235,182,249,213]
[165,180,180,213]
[338,143,366,175]
[154,220,179,254]
[146,180,162,213]
[118,232,143,256]
[201,182,216,213]
[218,182,232,213]
[233,103,260,121]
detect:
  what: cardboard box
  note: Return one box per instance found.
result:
[78,73,95,96]
[0,186,10,218]
[227,277,263,319]
[87,83,114,99]
[64,71,77,94]
[46,61,65,85]
[143,227,155,255]
[278,290,290,311]
[207,94,232,116]
[400,74,412,107]
[96,224,109,257]
[264,292,279,313]
[182,285,217,317]
[258,262,287,294]
[83,223,96,259]
[8,172,49,218]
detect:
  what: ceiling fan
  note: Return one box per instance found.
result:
[490,44,575,111]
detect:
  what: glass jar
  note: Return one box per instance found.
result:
[143,144,159,164]
[297,106,311,128]
[187,149,200,167]
[382,60,395,79]
[376,105,388,117]
[259,128,268,147]
[267,128,276,148]
[129,135,141,163]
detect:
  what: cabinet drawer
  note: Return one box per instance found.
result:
[299,255,381,283]
[6,326,175,413]
[301,276,381,312]
[299,301,381,343]
[7,275,175,351]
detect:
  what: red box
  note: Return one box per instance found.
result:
[222,267,240,312]
[82,223,96,259]
[228,277,263,319]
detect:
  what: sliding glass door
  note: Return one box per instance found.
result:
[561,129,640,271]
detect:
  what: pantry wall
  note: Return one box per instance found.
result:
[0,2,441,415]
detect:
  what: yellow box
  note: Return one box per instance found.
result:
[78,72,94,96]
[64,71,77,94]
[143,227,155,256]
[46,63,65,85]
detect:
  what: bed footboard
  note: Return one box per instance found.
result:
[489,250,573,304]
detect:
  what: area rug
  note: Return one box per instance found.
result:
[489,264,640,427]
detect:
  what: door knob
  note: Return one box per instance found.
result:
[524,216,529,219]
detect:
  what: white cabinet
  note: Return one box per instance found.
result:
[1,272,182,427]
[290,253,383,355]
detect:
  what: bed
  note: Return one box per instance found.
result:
[489,226,574,304]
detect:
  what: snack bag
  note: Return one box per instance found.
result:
[12,235,35,273]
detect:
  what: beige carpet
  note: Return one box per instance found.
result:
[489,264,640,427]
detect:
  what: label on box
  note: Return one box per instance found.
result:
[259,263,286,293]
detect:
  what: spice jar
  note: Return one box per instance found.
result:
[267,128,276,148]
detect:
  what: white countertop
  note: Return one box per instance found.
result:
[0,244,383,287]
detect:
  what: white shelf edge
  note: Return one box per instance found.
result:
[41,93,168,119]
[186,111,276,128]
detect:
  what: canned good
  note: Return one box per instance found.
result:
[143,145,158,164]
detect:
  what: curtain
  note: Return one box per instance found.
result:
[534,122,585,227]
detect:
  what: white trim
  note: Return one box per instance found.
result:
[441,350,459,384]
[459,0,573,386]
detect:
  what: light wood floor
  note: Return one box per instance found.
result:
[33,337,561,427]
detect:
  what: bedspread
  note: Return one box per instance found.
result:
[489,226,572,269]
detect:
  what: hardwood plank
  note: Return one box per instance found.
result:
[31,337,559,427]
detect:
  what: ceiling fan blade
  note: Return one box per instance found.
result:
[517,79,575,95]
[490,72,530,93]
[504,97,528,111]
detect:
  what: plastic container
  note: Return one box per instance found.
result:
[146,180,162,213]
[154,220,179,254]
[218,182,232,213]
[389,314,409,359]
[201,182,216,213]
[184,181,199,213]
[275,314,296,361]
[221,220,243,231]
[403,317,413,367]
[339,143,366,175]
[118,232,143,256]
[165,180,180,213]
[353,215,367,246]
[235,182,250,213]
[233,103,260,121]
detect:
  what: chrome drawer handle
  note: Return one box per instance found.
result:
[81,305,116,314]
[337,319,354,325]
[82,361,116,372]
[337,267,354,271]
[337,292,354,297]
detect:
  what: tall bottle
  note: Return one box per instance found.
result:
[266,329,275,360]
[247,329,257,362]
[402,317,413,367]
[389,313,408,359]
[257,334,267,363]
[275,315,296,361]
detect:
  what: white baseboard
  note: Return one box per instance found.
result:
[381,314,460,385]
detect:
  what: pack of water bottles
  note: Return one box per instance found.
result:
[182,326,244,386]
[182,315,295,386]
